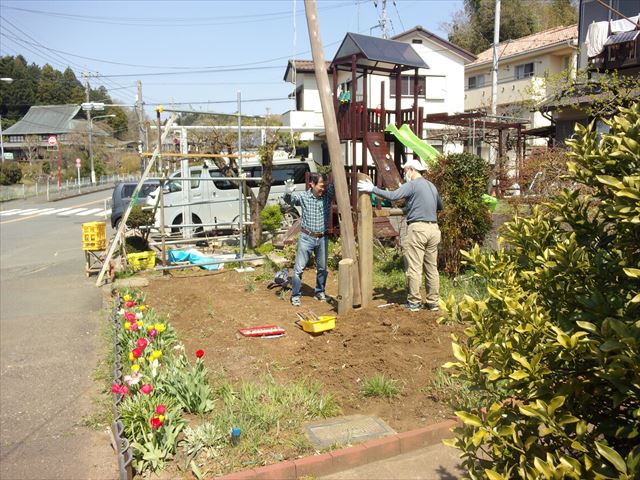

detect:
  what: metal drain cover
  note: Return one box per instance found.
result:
[304,414,396,449]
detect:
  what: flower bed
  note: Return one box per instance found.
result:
[109,288,341,478]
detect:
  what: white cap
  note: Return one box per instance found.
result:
[402,158,427,172]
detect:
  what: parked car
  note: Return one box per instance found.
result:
[111,180,160,228]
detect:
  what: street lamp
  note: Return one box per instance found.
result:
[88,113,115,185]
[0,78,14,163]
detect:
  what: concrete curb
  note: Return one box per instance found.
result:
[49,185,114,202]
[220,419,458,480]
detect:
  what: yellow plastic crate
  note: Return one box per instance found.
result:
[298,315,336,333]
[82,221,106,251]
[127,251,156,271]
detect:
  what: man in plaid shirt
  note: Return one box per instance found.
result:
[283,173,335,307]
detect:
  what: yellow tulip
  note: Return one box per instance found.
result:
[158,415,165,422]
[123,294,131,302]
[147,324,154,331]
[137,321,143,328]
[152,350,162,359]
[156,323,166,333]
[131,364,140,373]
[124,322,131,330]
[128,352,134,362]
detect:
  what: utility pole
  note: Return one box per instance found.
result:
[83,72,96,185]
[304,0,361,306]
[136,80,146,170]
[489,0,501,191]
[374,0,389,38]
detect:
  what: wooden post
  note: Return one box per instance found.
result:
[338,258,354,315]
[304,0,361,306]
[350,54,358,210]
[357,173,373,307]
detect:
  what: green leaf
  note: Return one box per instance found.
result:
[455,411,483,427]
[596,175,624,188]
[623,268,640,278]
[534,456,554,479]
[509,370,530,380]
[548,396,565,415]
[595,441,627,474]
[484,469,505,480]
[452,343,466,362]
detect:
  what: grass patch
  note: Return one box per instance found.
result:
[440,270,487,302]
[361,374,401,398]
[426,368,495,412]
[81,309,116,430]
[373,245,405,293]
[185,374,341,476]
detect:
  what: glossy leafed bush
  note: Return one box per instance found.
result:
[442,104,640,479]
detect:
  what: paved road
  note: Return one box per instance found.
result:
[0,192,117,479]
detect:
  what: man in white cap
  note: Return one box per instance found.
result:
[358,159,443,312]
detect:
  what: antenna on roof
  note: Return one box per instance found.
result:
[372,0,389,38]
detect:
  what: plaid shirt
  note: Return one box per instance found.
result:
[286,184,334,233]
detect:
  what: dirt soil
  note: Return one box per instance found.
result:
[141,267,462,434]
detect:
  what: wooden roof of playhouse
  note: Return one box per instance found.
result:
[330,32,429,74]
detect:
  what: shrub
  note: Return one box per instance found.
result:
[0,162,22,185]
[361,374,401,398]
[126,205,153,230]
[429,152,492,275]
[259,204,284,233]
[442,105,640,478]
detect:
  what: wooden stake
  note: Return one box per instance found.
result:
[338,258,354,315]
[304,0,361,306]
[357,173,373,307]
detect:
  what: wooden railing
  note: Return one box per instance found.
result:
[336,103,421,140]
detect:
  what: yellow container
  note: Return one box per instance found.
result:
[127,251,156,271]
[82,221,106,251]
[299,315,336,333]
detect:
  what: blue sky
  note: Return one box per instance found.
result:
[0,0,462,116]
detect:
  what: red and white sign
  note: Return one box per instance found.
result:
[75,158,81,168]
[47,135,58,146]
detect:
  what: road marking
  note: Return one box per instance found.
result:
[0,209,23,216]
[58,208,87,216]
[77,208,104,216]
[38,207,72,215]
[18,208,45,216]
[0,197,109,225]
[31,208,56,215]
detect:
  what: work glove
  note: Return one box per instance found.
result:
[357,180,374,193]
[284,178,296,195]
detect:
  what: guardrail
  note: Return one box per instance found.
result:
[0,174,140,202]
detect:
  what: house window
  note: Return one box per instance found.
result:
[515,62,534,79]
[8,135,24,143]
[390,75,426,97]
[467,74,485,90]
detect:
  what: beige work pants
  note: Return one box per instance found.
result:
[404,222,441,305]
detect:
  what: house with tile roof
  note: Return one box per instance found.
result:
[2,104,113,161]
[464,24,579,154]
[282,26,475,165]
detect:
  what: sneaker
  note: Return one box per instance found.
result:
[291,297,301,307]
[314,292,329,302]
[424,303,440,311]
[401,302,422,312]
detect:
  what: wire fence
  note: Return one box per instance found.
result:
[0,174,140,202]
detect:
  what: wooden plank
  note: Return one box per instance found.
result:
[357,173,373,308]
[338,258,354,315]
[365,132,403,190]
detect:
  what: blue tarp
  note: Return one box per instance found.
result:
[167,249,228,271]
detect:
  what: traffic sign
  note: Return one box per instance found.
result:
[76,158,82,168]
[47,135,57,146]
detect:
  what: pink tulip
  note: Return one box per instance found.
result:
[140,383,153,395]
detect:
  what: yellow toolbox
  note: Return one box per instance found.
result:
[127,251,156,271]
[82,221,106,251]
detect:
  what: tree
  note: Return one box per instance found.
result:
[442,104,640,478]
[444,0,577,54]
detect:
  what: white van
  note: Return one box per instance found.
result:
[146,157,317,233]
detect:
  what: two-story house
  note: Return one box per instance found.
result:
[542,0,639,144]
[282,26,476,166]
[464,25,579,159]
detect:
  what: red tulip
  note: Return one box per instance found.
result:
[124,311,136,322]
[111,383,120,393]
[155,404,166,415]
[196,349,204,359]
[132,348,142,359]
[125,300,135,308]
[140,383,153,395]
[118,385,129,395]
[136,338,148,350]
[150,416,163,429]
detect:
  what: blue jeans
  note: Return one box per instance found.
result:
[291,233,328,299]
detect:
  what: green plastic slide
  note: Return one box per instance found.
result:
[385,123,440,169]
